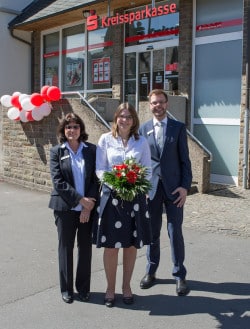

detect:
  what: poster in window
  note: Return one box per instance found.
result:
[66,60,83,87]
[92,57,110,84]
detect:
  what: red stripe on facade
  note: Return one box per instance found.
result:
[125,28,179,44]
[196,18,243,31]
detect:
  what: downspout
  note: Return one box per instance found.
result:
[243,9,250,189]
[9,28,34,92]
[4,3,34,91]
[10,27,32,46]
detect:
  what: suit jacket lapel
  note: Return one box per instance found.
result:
[146,120,161,159]
[59,146,75,186]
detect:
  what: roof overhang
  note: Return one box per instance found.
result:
[9,0,148,32]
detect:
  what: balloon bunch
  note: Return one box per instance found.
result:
[0,85,61,122]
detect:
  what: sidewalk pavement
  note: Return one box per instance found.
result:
[0,181,249,329]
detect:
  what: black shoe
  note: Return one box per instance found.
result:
[140,274,156,289]
[104,297,115,308]
[78,292,90,302]
[122,295,134,305]
[62,292,73,304]
[176,279,190,296]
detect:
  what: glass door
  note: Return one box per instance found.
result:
[124,43,179,109]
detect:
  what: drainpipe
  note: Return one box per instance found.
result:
[9,27,33,91]
[243,67,249,188]
[243,9,250,189]
[3,5,33,91]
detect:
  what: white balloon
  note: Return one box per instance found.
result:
[12,91,21,96]
[31,106,44,121]
[7,107,20,120]
[21,96,35,111]
[19,94,29,102]
[39,102,51,116]
[0,95,12,107]
[19,109,29,122]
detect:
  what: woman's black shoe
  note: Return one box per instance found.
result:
[122,295,134,305]
[104,297,115,308]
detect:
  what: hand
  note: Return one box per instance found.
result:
[80,197,96,211]
[80,208,91,223]
[172,187,187,208]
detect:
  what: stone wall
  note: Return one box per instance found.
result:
[0,99,108,191]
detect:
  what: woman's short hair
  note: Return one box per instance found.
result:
[57,113,88,143]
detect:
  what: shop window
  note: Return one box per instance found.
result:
[125,0,179,46]
[87,28,113,91]
[43,32,59,86]
[62,25,85,91]
[196,0,243,37]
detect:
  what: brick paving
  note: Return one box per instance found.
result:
[184,184,250,238]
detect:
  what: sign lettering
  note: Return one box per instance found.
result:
[87,3,177,31]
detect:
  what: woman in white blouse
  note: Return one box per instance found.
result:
[94,103,152,307]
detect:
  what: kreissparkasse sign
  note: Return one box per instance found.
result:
[86,3,177,31]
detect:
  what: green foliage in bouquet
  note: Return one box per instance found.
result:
[102,158,152,202]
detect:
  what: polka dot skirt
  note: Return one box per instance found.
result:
[93,193,152,249]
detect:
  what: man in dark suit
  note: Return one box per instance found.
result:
[139,89,192,296]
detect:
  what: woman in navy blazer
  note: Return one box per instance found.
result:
[49,113,99,304]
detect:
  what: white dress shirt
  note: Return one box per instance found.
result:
[96,132,152,180]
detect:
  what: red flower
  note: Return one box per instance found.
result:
[114,164,128,171]
[126,170,138,184]
[132,164,140,173]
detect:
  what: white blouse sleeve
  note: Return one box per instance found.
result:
[139,137,152,180]
[96,133,108,180]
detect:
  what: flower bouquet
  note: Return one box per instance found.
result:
[102,158,152,202]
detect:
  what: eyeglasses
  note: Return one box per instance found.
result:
[118,115,133,120]
[65,124,80,130]
[150,101,167,106]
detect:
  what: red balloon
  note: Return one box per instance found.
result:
[30,93,44,107]
[25,111,34,121]
[47,86,61,101]
[40,85,51,101]
[11,94,21,109]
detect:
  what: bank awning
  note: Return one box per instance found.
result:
[8,0,148,31]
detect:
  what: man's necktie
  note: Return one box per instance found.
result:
[156,121,165,151]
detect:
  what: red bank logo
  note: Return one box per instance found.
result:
[86,4,177,31]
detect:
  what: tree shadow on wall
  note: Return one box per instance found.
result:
[22,99,73,164]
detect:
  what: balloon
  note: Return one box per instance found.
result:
[12,91,21,96]
[19,94,29,102]
[0,95,12,107]
[30,93,44,107]
[20,96,35,111]
[40,85,51,101]
[39,102,51,116]
[31,106,44,121]
[7,107,20,120]
[11,94,21,109]
[47,86,61,101]
[19,109,29,122]
[25,111,34,121]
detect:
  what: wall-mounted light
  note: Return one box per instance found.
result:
[82,9,96,18]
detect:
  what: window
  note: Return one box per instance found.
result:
[43,32,59,87]
[62,25,85,91]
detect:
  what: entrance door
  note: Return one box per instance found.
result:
[124,42,179,109]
